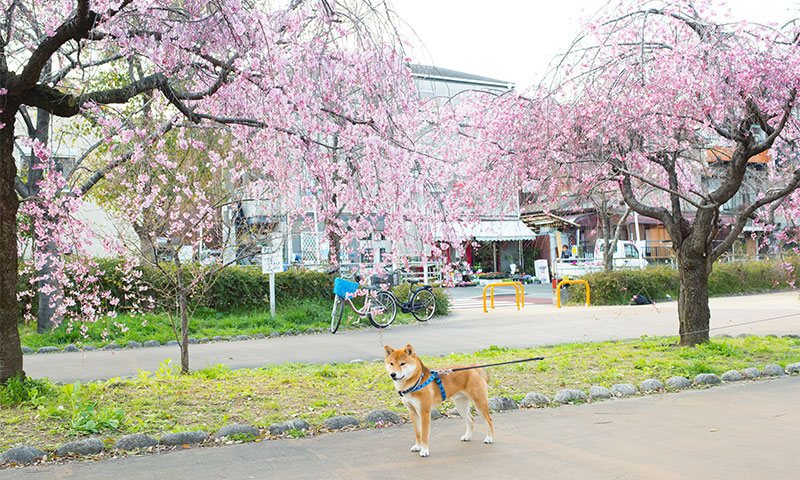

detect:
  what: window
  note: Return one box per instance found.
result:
[300,232,319,262]
[624,243,639,258]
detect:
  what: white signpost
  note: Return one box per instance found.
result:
[261,246,283,319]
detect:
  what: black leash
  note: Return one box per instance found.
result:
[435,356,545,375]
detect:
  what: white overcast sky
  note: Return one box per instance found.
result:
[392,0,800,89]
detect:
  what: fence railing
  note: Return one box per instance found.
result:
[275,261,444,285]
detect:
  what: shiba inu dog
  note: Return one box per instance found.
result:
[384,344,494,457]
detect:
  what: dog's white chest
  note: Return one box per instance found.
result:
[402,395,420,412]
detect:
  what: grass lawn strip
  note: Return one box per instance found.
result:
[18,299,424,350]
[1,336,798,461]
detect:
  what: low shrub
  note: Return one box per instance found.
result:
[569,257,799,305]
[0,376,54,407]
[477,272,505,279]
[20,259,334,316]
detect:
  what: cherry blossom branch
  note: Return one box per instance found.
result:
[79,119,176,195]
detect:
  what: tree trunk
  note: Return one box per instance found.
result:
[133,222,158,266]
[26,107,63,334]
[0,107,25,383]
[677,249,711,346]
[174,255,190,374]
[326,220,341,265]
[598,199,614,273]
[177,287,190,374]
[603,244,614,273]
[36,240,63,333]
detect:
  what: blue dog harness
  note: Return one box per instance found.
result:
[398,371,446,401]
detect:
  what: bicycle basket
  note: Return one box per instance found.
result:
[391,269,403,286]
[334,277,360,298]
[370,273,393,286]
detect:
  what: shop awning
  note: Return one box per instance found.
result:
[520,212,579,232]
[470,220,537,241]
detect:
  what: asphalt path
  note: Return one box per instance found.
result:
[5,376,798,479]
[22,291,800,384]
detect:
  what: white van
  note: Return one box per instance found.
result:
[594,240,648,269]
[554,240,647,278]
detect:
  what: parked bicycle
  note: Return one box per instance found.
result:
[369,268,437,327]
[330,273,396,334]
[330,268,437,333]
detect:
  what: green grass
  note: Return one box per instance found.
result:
[20,299,376,349]
[20,294,443,349]
[2,336,797,453]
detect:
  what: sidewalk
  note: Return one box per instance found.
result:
[6,376,798,479]
[22,291,800,383]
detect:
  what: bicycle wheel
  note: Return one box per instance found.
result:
[331,295,345,334]
[410,288,436,322]
[368,290,397,328]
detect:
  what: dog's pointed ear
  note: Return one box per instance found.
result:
[404,344,415,356]
[384,345,394,357]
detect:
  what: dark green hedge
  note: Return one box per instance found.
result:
[135,263,333,312]
[19,259,333,315]
[18,259,457,318]
[568,258,799,305]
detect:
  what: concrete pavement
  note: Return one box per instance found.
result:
[23,291,800,383]
[5,376,798,479]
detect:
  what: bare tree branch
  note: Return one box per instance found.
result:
[710,167,800,262]
[9,0,133,93]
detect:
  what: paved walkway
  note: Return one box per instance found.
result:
[6,376,798,479]
[22,291,800,383]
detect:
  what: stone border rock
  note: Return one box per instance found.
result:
[521,392,551,406]
[160,431,208,446]
[721,370,744,382]
[55,438,104,457]
[321,415,360,430]
[489,396,519,411]
[365,410,403,425]
[268,419,311,436]
[589,386,612,400]
[694,373,721,385]
[610,383,638,397]
[640,379,663,392]
[553,389,587,404]
[114,434,158,451]
[0,446,45,465]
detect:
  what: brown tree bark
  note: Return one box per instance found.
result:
[0,105,25,383]
[677,247,711,346]
[174,254,191,374]
[36,240,63,333]
[177,287,190,375]
[328,228,341,265]
[24,107,64,333]
[133,222,158,266]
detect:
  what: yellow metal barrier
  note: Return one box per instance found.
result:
[482,282,525,313]
[555,279,590,308]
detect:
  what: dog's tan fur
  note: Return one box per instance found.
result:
[384,344,494,457]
